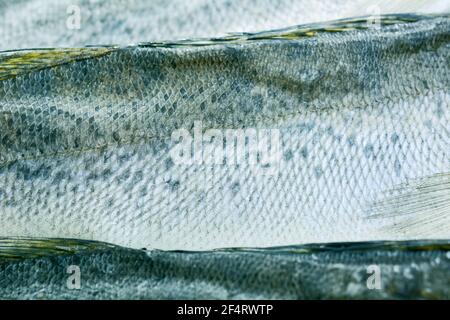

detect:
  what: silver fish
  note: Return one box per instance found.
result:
[0,15,449,250]
[0,238,448,299]
[0,0,449,50]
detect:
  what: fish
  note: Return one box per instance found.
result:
[0,14,449,250]
[0,0,449,50]
[0,238,448,299]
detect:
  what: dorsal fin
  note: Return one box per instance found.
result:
[0,47,116,81]
[0,237,117,263]
[169,240,450,254]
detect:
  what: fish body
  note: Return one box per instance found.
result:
[0,15,449,250]
[0,238,448,299]
[0,0,449,50]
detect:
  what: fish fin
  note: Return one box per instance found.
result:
[294,240,450,253]
[368,172,450,238]
[138,13,441,48]
[0,47,116,81]
[0,237,116,262]
[172,240,450,255]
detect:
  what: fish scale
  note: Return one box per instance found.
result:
[0,15,449,250]
[0,238,448,299]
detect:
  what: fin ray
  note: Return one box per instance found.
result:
[368,172,450,238]
[0,237,116,262]
[0,47,116,81]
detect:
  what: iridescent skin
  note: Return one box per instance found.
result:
[0,16,449,250]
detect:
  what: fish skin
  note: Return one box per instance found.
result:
[0,15,449,250]
[0,238,449,300]
[0,0,449,50]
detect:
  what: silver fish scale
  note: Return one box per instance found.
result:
[0,242,449,299]
[0,17,449,250]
